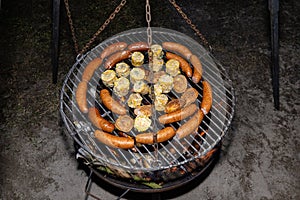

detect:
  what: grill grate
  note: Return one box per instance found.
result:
[60,28,235,176]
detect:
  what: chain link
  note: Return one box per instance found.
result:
[168,0,212,51]
[64,0,79,54]
[64,0,127,56]
[145,0,152,47]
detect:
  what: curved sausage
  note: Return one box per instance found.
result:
[82,57,103,82]
[103,50,131,69]
[201,81,213,114]
[190,54,203,84]
[135,127,176,144]
[176,110,204,139]
[75,81,89,113]
[100,89,126,115]
[162,42,192,60]
[94,130,134,149]
[158,103,198,124]
[165,52,192,77]
[100,42,128,59]
[127,42,149,52]
[180,88,199,107]
[88,107,115,133]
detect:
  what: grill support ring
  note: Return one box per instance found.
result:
[81,142,221,199]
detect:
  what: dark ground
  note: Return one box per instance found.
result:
[0,0,299,199]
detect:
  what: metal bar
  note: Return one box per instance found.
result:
[51,0,61,84]
[84,170,102,200]
[269,0,280,110]
[116,189,131,200]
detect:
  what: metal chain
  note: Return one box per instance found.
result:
[145,0,152,47]
[64,0,79,54]
[168,0,212,51]
[63,0,127,56]
[145,0,161,167]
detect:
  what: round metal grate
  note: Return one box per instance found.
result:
[60,27,235,183]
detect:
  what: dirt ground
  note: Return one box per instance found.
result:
[0,0,299,199]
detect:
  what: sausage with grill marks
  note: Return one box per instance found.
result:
[76,81,89,113]
[94,130,134,149]
[176,110,204,139]
[100,42,128,59]
[127,41,149,52]
[88,107,115,133]
[135,127,176,144]
[81,57,103,82]
[103,50,131,69]
[158,103,198,124]
[190,54,203,84]
[201,80,213,114]
[100,89,127,115]
[165,52,193,78]
[162,42,193,60]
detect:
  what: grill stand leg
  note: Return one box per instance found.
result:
[268,0,280,110]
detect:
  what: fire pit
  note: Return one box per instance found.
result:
[60,27,235,194]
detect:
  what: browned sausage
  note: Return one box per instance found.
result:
[135,127,176,144]
[190,54,203,84]
[127,42,149,52]
[164,99,186,114]
[100,89,126,115]
[88,107,115,133]
[76,81,88,113]
[201,81,213,114]
[158,103,198,124]
[100,42,128,59]
[176,110,204,139]
[82,57,103,82]
[103,50,131,69]
[180,88,199,107]
[165,52,193,77]
[162,42,192,60]
[94,130,134,149]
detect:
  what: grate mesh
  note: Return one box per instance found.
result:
[60,27,235,173]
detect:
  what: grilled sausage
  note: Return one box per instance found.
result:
[176,110,204,139]
[75,81,89,113]
[190,55,203,84]
[82,57,103,82]
[180,88,199,107]
[164,99,186,114]
[127,41,149,52]
[94,130,134,149]
[165,52,193,77]
[103,50,131,69]
[135,127,176,144]
[201,81,213,114]
[100,89,126,115]
[100,42,128,59]
[162,42,192,60]
[88,107,115,133]
[158,103,198,124]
